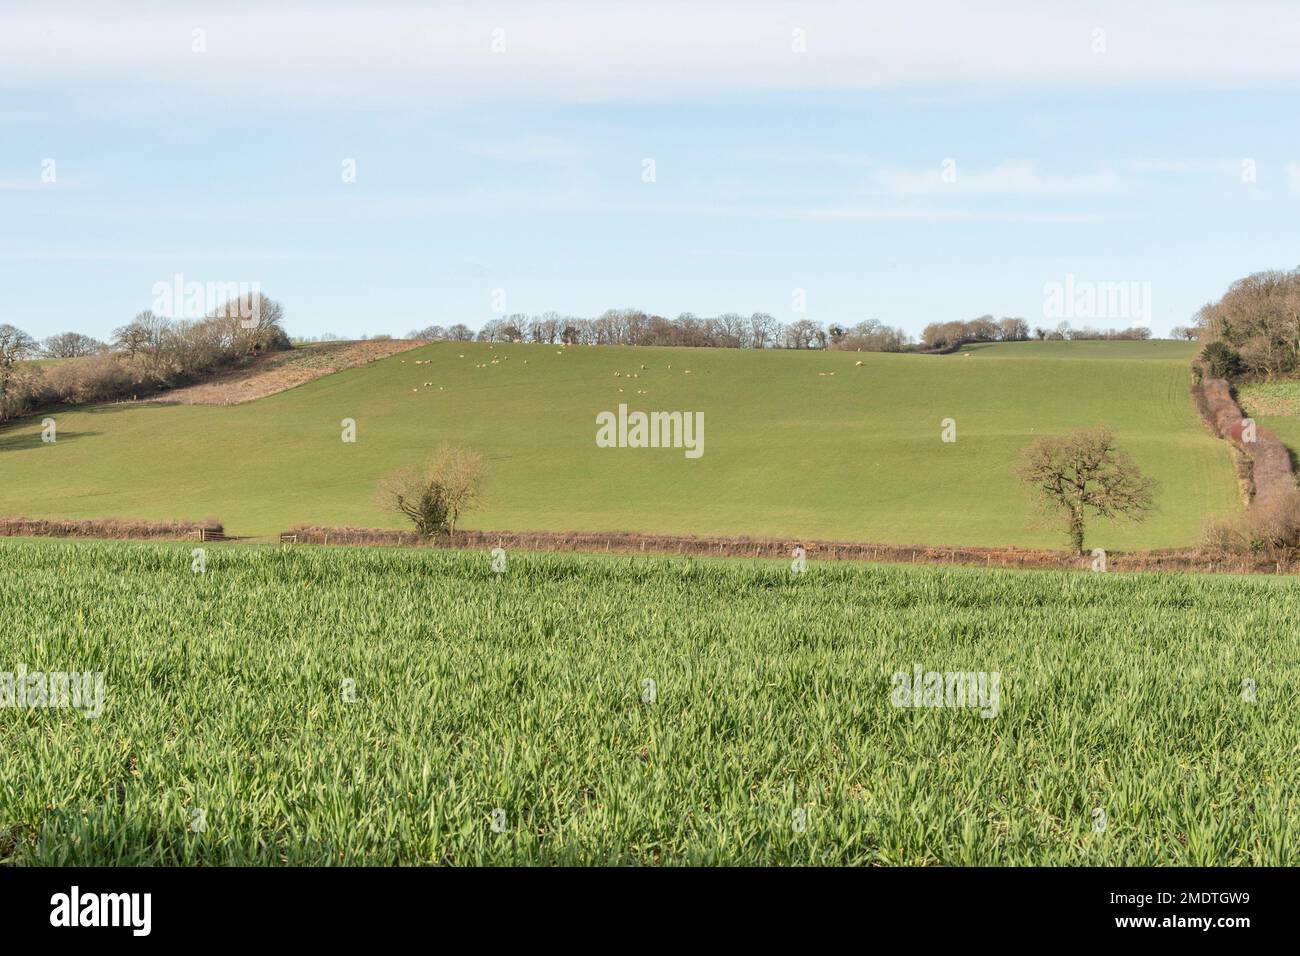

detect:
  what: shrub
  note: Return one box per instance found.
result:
[1202,488,1300,571]
[1202,341,1242,379]
[376,444,486,535]
[42,353,141,404]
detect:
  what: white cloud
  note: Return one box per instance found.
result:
[874,161,1119,199]
[1122,158,1243,175]
[457,135,584,164]
[1285,163,1300,192]
[3,1,1300,107]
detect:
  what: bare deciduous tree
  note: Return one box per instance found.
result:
[376,444,486,535]
[1016,427,1156,554]
[42,331,104,358]
[0,323,37,366]
[0,323,38,421]
[1193,268,1300,378]
[998,317,1030,341]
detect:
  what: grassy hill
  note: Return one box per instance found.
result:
[0,338,1238,548]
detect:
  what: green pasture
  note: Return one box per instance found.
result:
[0,339,1237,548]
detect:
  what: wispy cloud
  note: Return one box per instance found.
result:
[458,135,584,164]
[4,1,1300,109]
[0,250,330,262]
[0,178,85,190]
[731,149,876,168]
[874,161,1120,199]
[729,205,1101,223]
[1122,158,1243,176]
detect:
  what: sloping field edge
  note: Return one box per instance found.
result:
[280,524,1282,574]
[1189,360,1295,509]
[144,339,426,406]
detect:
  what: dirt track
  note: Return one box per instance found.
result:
[147,339,424,406]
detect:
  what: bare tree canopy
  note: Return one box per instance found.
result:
[376,444,486,535]
[0,324,39,422]
[0,323,37,366]
[448,308,910,352]
[1193,267,1300,378]
[42,331,105,358]
[1016,427,1156,554]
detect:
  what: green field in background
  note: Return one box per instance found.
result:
[0,339,1237,548]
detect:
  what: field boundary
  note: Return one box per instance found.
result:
[0,515,223,541]
[1190,360,1295,508]
[0,516,1279,573]
[280,524,1278,573]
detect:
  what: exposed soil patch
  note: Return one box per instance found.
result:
[147,339,424,406]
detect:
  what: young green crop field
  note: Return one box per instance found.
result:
[0,339,1237,549]
[1,538,1294,866]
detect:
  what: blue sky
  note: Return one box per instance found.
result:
[3,0,1300,341]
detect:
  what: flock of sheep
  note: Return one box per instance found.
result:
[398,344,862,394]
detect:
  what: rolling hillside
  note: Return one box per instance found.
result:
[0,339,1239,548]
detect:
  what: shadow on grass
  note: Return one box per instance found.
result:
[0,429,102,451]
[80,401,163,414]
